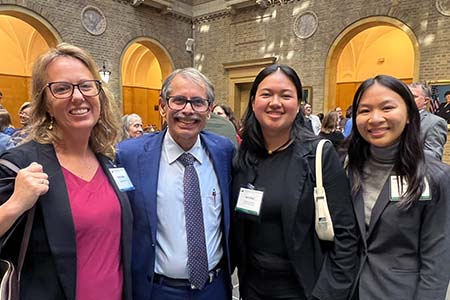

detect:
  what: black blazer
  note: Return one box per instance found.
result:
[232,139,359,300]
[0,141,133,300]
[351,157,450,300]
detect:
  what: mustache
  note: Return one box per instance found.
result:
[173,111,203,122]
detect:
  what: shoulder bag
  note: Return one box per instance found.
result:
[314,140,335,241]
[0,159,35,300]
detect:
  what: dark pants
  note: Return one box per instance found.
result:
[151,271,228,300]
[240,267,306,300]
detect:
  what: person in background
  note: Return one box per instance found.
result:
[303,103,321,135]
[213,103,242,143]
[117,68,235,300]
[0,109,15,136]
[121,113,143,140]
[320,111,344,148]
[347,75,450,300]
[435,90,450,124]
[0,90,3,108]
[0,43,132,300]
[317,112,324,123]
[335,106,347,132]
[8,101,32,148]
[343,106,353,138]
[0,131,10,154]
[204,111,239,147]
[232,64,358,300]
[408,82,447,160]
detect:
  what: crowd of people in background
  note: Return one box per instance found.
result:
[0,43,449,300]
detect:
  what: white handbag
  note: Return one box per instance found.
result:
[314,139,335,241]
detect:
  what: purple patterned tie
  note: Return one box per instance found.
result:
[178,153,208,289]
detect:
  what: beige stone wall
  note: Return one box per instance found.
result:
[193,0,450,115]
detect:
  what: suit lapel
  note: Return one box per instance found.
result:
[37,143,76,300]
[281,142,312,247]
[137,132,165,244]
[201,133,232,238]
[352,188,368,247]
[367,177,391,237]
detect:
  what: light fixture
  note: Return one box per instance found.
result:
[99,61,111,83]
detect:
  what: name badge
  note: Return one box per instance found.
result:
[109,167,135,192]
[390,176,431,201]
[235,187,264,216]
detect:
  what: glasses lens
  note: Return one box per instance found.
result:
[169,96,187,110]
[79,80,100,96]
[190,97,209,112]
[50,82,73,98]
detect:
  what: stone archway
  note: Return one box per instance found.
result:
[0,5,61,127]
[120,37,174,131]
[324,16,419,113]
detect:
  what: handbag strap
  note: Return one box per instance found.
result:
[315,139,331,189]
[0,158,35,279]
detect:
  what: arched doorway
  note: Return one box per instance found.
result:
[121,38,174,131]
[0,6,60,127]
[325,17,419,113]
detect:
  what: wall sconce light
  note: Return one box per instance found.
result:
[99,61,111,83]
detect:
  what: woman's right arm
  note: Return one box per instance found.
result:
[0,162,49,236]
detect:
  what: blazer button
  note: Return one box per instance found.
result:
[151,243,155,247]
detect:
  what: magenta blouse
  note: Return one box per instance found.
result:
[62,166,123,300]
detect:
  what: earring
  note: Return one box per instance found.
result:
[48,116,54,130]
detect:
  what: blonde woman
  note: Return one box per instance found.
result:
[0,43,132,300]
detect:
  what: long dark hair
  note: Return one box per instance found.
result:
[235,64,315,171]
[347,74,426,206]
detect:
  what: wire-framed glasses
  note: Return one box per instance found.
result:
[46,80,102,99]
[166,95,211,112]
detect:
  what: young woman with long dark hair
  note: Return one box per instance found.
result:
[347,74,450,299]
[232,64,359,300]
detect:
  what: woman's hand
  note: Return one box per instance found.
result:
[0,162,49,236]
[9,162,49,213]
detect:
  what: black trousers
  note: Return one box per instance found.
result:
[240,266,306,300]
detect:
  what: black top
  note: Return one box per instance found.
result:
[319,131,344,148]
[245,145,294,273]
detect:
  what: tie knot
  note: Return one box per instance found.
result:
[178,152,196,167]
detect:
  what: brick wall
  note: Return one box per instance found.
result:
[193,0,450,115]
[0,0,192,108]
[3,0,450,118]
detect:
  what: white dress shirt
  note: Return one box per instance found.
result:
[154,131,223,278]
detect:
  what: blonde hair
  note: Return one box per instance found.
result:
[27,43,120,159]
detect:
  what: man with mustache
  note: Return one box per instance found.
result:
[117,68,235,300]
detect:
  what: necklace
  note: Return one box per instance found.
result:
[267,139,293,155]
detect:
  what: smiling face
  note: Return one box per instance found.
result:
[160,74,210,150]
[128,116,143,138]
[356,82,409,148]
[45,56,100,139]
[252,70,300,139]
[19,106,31,126]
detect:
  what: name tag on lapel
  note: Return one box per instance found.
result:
[109,167,135,192]
[235,187,264,216]
[389,176,431,201]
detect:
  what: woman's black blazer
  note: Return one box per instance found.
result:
[0,141,133,300]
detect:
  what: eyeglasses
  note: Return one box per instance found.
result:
[166,95,211,112]
[46,80,102,99]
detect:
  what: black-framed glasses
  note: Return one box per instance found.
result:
[46,80,102,99]
[166,95,211,112]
